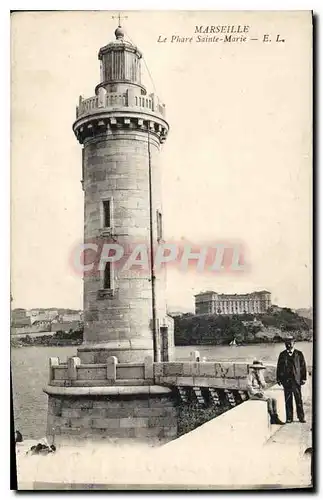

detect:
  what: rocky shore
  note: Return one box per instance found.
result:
[11,330,83,348]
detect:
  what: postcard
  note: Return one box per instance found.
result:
[11,10,313,490]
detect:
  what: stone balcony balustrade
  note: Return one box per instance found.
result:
[76,88,166,120]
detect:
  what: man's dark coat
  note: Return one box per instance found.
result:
[276,349,307,386]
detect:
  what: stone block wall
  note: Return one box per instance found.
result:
[47,394,177,444]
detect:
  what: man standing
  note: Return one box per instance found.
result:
[276,337,307,423]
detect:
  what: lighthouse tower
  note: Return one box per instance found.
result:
[74,24,174,364]
[44,24,177,444]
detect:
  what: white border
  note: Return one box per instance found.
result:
[3,1,320,497]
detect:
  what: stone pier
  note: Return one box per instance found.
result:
[44,354,271,444]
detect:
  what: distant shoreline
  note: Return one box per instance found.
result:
[11,339,82,348]
[11,330,83,348]
[11,337,312,349]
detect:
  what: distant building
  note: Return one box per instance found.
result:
[29,310,59,324]
[31,320,52,330]
[51,311,83,324]
[195,290,271,315]
[61,312,82,323]
[11,308,31,327]
[51,321,81,333]
[242,317,264,328]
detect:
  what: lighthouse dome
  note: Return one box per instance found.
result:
[114,25,125,40]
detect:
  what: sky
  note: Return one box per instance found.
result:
[11,10,312,312]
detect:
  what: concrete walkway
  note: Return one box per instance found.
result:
[255,381,312,488]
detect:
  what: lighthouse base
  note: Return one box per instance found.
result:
[45,386,178,446]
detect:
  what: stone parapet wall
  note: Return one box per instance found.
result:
[48,356,275,391]
[155,361,248,390]
[49,356,154,387]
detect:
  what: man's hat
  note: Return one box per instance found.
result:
[285,335,294,343]
[250,360,266,370]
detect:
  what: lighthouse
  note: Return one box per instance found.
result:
[74,23,174,365]
[44,22,177,444]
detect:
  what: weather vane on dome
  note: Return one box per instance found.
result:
[112,12,128,40]
[112,12,128,28]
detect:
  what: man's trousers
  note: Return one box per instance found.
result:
[283,382,305,421]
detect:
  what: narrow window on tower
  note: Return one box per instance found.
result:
[102,199,112,228]
[157,210,163,242]
[103,262,112,290]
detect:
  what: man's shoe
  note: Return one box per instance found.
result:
[299,418,306,423]
[271,414,285,425]
[286,419,293,423]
